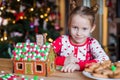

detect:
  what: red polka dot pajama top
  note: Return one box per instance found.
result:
[52,35,109,70]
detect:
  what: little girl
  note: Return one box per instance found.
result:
[52,4,109,72]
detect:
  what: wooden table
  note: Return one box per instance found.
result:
[17,71,92,80]
[0,71,92,80]
[0,58,92,80]
[50,71,93,80]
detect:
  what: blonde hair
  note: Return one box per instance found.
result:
[68,3,99,27]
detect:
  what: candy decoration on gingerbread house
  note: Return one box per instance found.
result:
[12,34,55,76]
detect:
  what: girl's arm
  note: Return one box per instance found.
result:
[52,36,65,66]
[76,60,97,71]
[90,39,110,62]
[77,38,109,71]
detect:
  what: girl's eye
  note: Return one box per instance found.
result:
[82,27,88,30]
[73,26,78,29]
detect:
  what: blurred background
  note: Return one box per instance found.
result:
[0,0,120,62]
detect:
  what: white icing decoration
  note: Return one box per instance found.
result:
[37,54,40,57]
[32,57,36,60]
[40,57,45,61]
[33,54,36,56]
[29,54,32,56]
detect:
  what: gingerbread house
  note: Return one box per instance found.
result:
[12,42,55,76]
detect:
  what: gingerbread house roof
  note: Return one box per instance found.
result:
[12,42,51,61]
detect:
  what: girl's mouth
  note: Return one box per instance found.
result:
[75,37,83,40]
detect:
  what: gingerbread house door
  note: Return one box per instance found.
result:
[25,62,33,74]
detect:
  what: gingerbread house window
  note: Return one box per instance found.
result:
[17,62,23,70]
[36,64,43,72]
[51,62,54,69]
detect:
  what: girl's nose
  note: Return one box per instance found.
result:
[76,29,82,35]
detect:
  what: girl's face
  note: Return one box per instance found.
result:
[69,15,95,45]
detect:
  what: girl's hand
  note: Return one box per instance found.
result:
[64,53,79,66]
[61,63,80,73]
[85,62,96,68]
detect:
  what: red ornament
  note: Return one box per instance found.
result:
[34,26,39,33]
[14,12,24,21]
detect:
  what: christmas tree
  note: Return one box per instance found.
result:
[0,0,62,58]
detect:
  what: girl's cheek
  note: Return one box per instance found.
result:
[84,32,90,36]
[71,29,76,34]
